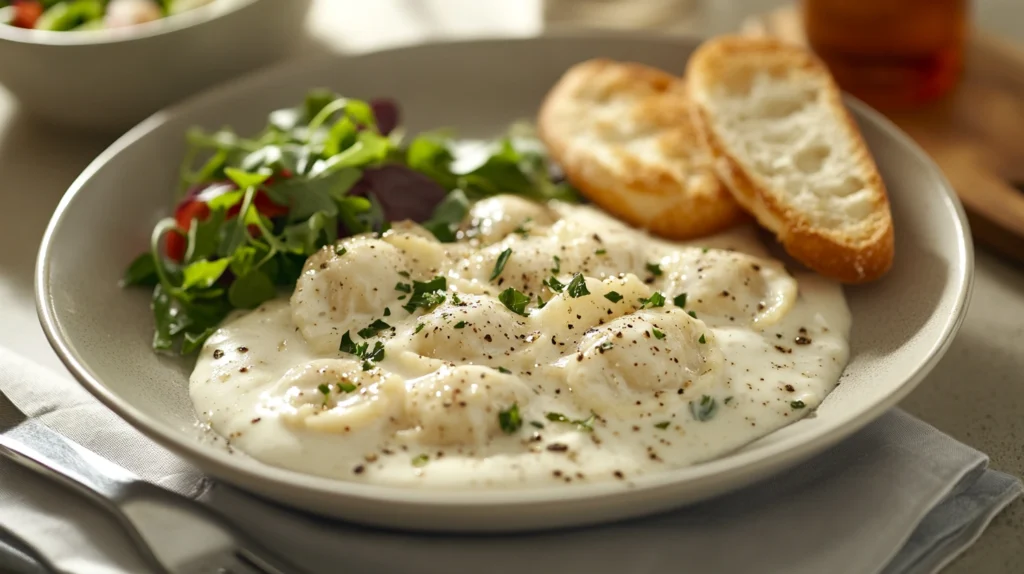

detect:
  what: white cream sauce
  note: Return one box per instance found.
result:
[190,196,850,488]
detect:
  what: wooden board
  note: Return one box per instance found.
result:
[744,6,1024,263]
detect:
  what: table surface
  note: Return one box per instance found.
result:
[0,1,1021,572]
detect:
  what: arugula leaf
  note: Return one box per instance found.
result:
[224,166,271,190]
[151,285,175,351]
[182,327,217,355]
[205,189,245,212]
[217,187,256,257]
[406,134,456,189]
[304,89,337,123]
[421,189,470,242]
[312,132,390,177]
[185,209,226,264]
[282,211,339,255]
[227,271,276,309]
[181,258,231,291]
[122,253,159,287]
[323,116,357,158]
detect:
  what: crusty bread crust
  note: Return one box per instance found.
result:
[539,59,745,240]
[686,36,895,284]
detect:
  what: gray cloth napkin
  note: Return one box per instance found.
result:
[0,344,1019,574]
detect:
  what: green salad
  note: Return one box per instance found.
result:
[2,0,216,31]
[122,89,576,355]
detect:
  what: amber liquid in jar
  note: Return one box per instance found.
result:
[803,0,968,109]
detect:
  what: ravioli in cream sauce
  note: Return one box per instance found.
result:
[190,195,850,487]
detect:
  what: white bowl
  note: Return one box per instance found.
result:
[36,34,973,532]
[0,0,311,132]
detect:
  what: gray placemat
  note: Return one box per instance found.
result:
[0,345,1019,574]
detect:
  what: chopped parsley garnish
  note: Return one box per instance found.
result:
[688,310,698,319]
[639,292,666,309]
[498,287,530,316]
[497,366,512,374]
[514,219,531,236]
[411,454,429,467]
[395,282,412,293]
[338,381,357,393]
[702,247,709,254]
[536,295,547,308]
[357,319,391,339]
[451,293,463,306]
[551,255,561,273]
[490,248,512,281]
[346,335,384,370]
[317,383,331,396]
[689,395,717,421]
[498,403,522,434]
[567,273,590,298]
[545,412,595,432]
[339,331,366,356]
[698,333,707,344]
[334,246,347,256]
[598,341,614,351]
[529,421,544,429]
[790,400,806,409]
[414,323,425,334]
[402,276,447,313]
[366,341,385,362]
[398,271,411,279]
[654,421,671,430]
[645,262,663,276]
[454,321,467,329]
[724,396,734,405]
[383,307,391,317]
[595,249,607,255]
[604,291,623,303]
[652,328,666,340]
[543,276,565,293]
[673,293,688,308]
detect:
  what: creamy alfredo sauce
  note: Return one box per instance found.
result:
[191,195,850,488]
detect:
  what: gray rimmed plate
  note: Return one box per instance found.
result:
[35,34,973,532]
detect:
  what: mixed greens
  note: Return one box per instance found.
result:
[122,88,576,354]
[1,0,215,31]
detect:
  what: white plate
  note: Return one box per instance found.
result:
[36,34,973,532]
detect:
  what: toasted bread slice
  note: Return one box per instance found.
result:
[686,36,894,283]
[538,59,744,240]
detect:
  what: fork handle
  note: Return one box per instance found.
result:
[0,418,138,504]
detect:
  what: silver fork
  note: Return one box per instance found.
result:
[0,417,305,574]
